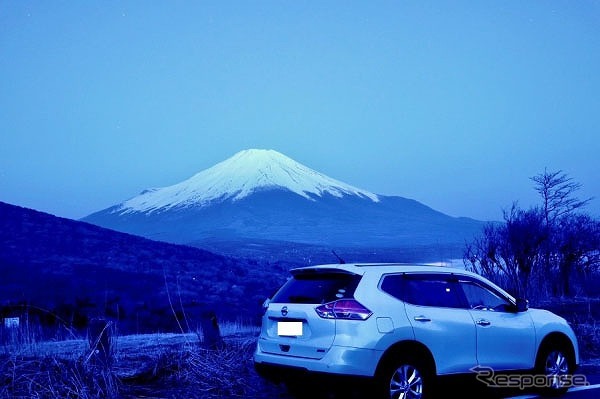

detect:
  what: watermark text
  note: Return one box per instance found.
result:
[470,366,589,390]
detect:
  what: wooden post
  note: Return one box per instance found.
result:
[88,318,112,365]
[200,310,224,349]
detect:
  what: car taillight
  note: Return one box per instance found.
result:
[315,299,372,320]
[261,298,270,316]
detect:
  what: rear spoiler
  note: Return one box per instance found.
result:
[290,267,358,276]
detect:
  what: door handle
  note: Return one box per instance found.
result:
[414,316,431,322]
[476,319,491,326]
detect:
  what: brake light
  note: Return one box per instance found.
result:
[261,298,270,316]
[315,299,372,320]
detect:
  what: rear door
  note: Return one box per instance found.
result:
[382,273,478,374]
[258,268,362,359]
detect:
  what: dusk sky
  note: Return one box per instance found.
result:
[1,1,599,221]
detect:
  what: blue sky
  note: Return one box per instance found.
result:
[1,1,599,221]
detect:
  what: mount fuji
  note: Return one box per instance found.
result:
[116,148,380,213]
[83,149,484,259]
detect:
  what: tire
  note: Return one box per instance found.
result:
[535,343,574,397]
[377,355,433,399]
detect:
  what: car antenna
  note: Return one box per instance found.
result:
[331,250,346,264]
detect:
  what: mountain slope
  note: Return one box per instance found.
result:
[0,201,287,333]
[84,149,484,258]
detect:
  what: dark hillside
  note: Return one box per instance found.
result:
[0,201,289,334]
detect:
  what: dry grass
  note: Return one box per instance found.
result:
[0,332,119,399]
[538,297,600,361]
[121,337,289,399]
[1,309,598,399]
[0,322,286,399]
[0,356,120,399]
[570,316,600,361]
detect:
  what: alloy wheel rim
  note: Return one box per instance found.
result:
[544,350,569,389]
[389,364,424,399]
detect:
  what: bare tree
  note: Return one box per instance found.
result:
[465,222,512,288]
[465,204,546,299]
[531,169,593,226]
[555,214,600,296]
[466,169,599,300]
[530,169,595,296]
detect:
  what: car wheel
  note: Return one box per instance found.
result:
[378,356,432,399]
[536,344,574,396]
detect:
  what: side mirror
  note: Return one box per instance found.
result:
[515,298,529,312]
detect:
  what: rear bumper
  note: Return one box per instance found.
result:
[253,361,374,392]
[253,341,382,379]
[254,361,309,383]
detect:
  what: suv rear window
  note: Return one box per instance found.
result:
[271,269,361,304]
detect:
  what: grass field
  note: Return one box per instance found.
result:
[0,321,290,399]
[1,302,599,399]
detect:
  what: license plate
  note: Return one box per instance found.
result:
[277,321,303,336]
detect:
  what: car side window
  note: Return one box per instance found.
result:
[460,281,512,312]
[380,274,405,301]
[381,274,466,309]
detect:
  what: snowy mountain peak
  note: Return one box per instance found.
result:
[117,149,379,214]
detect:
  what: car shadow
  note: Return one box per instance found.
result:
[282,373,540,399]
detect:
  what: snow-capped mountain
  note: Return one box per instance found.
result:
[117,149,378,214]
[83,149,485,258]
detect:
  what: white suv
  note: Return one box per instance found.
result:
[254,263,580,398]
